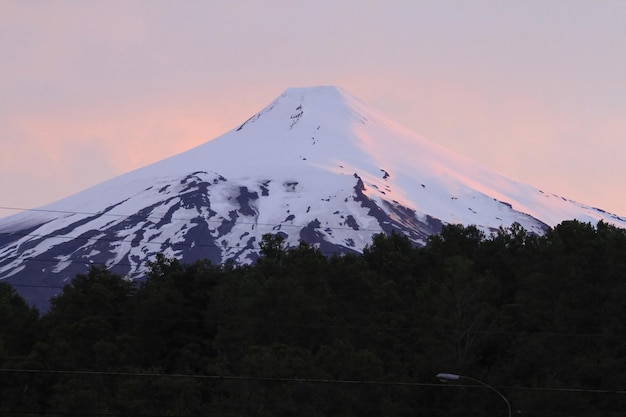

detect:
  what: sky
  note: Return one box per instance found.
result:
[1,0,625,219]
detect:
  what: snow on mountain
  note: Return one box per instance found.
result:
[2,86,625,310]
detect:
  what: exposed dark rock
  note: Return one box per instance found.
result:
[236,187,259,217]
[345,215,359,230]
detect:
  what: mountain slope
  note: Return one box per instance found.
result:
[2,86,625,310]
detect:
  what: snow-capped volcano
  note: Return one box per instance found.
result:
[2,86,625,310]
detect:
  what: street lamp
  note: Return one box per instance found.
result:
[436,372,511,417]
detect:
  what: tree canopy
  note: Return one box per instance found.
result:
[1,221,626,416]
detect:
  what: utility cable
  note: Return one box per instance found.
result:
[0,205,386,233]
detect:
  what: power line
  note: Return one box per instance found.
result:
[0,205,386,233]
[5,282,65,289]
[0,229,356,255]
[0,367,439,387]
[0,227,360,276]
[0,201,406,283]
[0,231,265,256]
[2,367,626,396]
[0,202,380,267]
[0,246,354,277]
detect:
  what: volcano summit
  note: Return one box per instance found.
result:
[2,86,625,309]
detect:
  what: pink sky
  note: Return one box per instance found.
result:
[2,1,626,218]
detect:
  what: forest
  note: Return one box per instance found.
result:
[1,220,626,416]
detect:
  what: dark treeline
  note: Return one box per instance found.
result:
[2,220,626,416]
